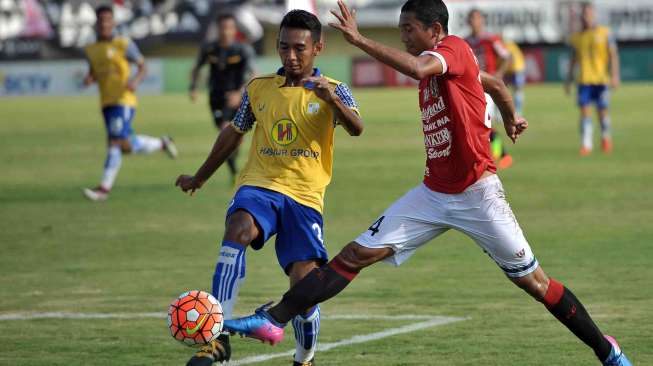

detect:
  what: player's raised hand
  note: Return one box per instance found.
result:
[329,0,361,45]
[302,76,336,103]
[504,116,528,143]
[175,174,203,196]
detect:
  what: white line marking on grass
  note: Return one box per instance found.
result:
[0,312,451,321]
[230,316,467,366]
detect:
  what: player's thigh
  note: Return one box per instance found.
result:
[594,85,610,111]
[275,200,328,275]
[355,184,450,266]
[450,175,538,278]
[225,186,280,247]
[103,105,135,140]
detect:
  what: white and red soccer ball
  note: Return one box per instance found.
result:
[168,290,224,346]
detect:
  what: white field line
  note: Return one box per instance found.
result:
[0,312,447,321]
[230,316,466,365]
[0,311,467,366]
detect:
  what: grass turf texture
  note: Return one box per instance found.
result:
[0,84,651,365]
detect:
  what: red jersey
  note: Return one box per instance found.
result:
[464,33,509,74]
[419,35,496,194]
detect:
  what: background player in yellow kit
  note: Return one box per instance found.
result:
[175,9,363,366]
[565,2,620,155]
[83,5,177,201]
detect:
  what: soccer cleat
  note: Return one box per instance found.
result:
[498,154,513,169]
[223,303,285,345]
[580,146,592,156]
[83,186,109,201]
[186,334,231,366]
[603,335,633,366]
[162,135,178,159]
[601,138,613,154]
[293,358,315,366]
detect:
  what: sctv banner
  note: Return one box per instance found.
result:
[0,59,163,96]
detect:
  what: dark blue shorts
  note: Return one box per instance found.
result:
[102,105,135,139]
[227,185,328,274]
[577,84,609,109]
[507,71,526,88]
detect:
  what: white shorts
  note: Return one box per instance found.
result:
[355,175,538,278]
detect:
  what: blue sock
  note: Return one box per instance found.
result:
[292,305,320,363]
[211,240,246,320]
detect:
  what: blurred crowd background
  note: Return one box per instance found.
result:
[1,0,652,96]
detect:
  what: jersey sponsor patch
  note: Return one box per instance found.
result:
[270,119,298,146]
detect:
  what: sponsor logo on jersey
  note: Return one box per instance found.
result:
[307,102,320,114]
[271,119,298,146]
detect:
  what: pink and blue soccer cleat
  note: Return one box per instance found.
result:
[603,335,633,366]
[223,303,285,345]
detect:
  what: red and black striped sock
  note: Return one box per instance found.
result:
[543,278,612,361]
[269,256,359,324]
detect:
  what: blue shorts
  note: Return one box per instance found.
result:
[577,84,609,109]
[227,185,328,274]
[102,105,135,139]
[507,71,526,88]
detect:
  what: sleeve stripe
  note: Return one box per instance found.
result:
[420,51,447,75]
[231,90,255,133]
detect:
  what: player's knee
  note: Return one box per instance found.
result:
[224,211,257,246]
[512,268,549,301]
[338,242,390,271]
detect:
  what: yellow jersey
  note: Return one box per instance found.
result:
[85,36,143,107]
[231,68,359,213]
[504,41,525,74]
[569,26,615,85]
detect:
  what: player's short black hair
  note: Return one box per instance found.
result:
[95,4,113,18]
[401,0,449,33]
[279,9,322,43]
[467,7,483,21]
[216,13,236,24]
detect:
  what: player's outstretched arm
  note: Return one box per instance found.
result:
[564,49,576,95]
[329,0,442,80]
[175,125,243,195]
[481,71,527,143]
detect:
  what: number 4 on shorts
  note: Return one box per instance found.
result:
[368,216,385,236]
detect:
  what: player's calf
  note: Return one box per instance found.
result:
[513,267,631,364]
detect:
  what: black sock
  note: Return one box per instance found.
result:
[544,279,612,361]
[269,257,357,323]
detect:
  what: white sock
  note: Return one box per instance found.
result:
[581,116,593,149]
[131,134,162,154]
[293,305,320,363]
[100,145,122,190]
[212,241,246,320]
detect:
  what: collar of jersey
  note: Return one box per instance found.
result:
[274,67,321,87]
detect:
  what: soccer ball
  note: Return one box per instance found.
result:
[168,290,224,346]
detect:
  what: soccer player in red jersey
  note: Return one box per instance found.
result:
[225,1,632,365]
[465,8,514,169]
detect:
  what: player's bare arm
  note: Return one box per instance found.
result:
[609,41,620,89]
[329,0,443,80]
[481,71,527,143]
[302,75,364,136]
[127,59,147,92]
[176,125,243,195]
[565,49,576,95]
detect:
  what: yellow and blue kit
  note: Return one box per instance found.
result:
[227,68,359,272]
[569,26,616,108]
[85,36,144,138]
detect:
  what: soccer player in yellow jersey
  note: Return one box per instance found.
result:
[82,5,177,201]
[175,9,363,366]
[565,2,620,155]
[504,40,526,115]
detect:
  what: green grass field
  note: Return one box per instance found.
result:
[1,84,652,365]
